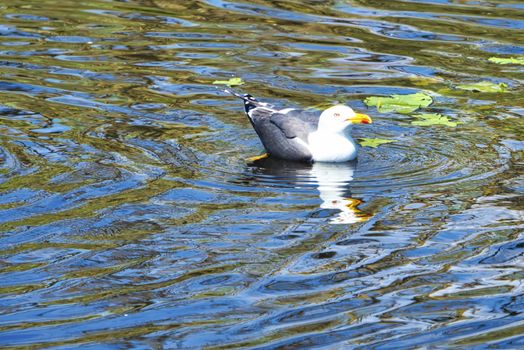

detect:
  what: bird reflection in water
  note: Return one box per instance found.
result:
[246,156,370,224]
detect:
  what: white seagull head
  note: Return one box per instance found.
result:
[318,105,372,133]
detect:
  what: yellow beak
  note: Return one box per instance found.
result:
[347,113,372,124]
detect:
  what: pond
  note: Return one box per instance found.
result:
[0,0,523,348]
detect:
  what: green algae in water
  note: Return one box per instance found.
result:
[212,77,245,86]
[411,113,459,127]
[364,93,433,114]
[456,81,507,93]
[358,138,396,148]
[488,57,524,65]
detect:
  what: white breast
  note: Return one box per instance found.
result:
[307,131,358,162]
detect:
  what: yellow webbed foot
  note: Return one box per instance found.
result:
[246,153,269,163]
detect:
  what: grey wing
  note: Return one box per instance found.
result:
[281,109,320,129]
[248,108,313,162]
[269,113,316,143]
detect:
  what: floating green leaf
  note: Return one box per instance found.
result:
[358,138,396,148]
[212,77,244,86]
[364,93,433,114]
[411,113,458,127]
[488,57,524,65]
[456,81,507,93]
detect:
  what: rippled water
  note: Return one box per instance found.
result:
[0,0,523,348]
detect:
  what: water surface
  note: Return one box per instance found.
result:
[0,0,523,348]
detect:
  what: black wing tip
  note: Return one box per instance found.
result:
[223,88,252,100]
[223,89,263,113]
[242,94,258,114]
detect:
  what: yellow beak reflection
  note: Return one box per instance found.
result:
[327,197,371,224]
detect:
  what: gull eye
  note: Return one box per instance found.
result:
[333,113,340,117]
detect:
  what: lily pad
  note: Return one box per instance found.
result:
[212,77,244,86]
[456,81,507,93]
[364,93,433,114]
[358,138,396,148]
[488,57,524,65]
[411,113,458,127]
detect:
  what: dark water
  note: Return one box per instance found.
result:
[0,0,523,348]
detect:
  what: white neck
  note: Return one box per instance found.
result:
[307,129,358,162]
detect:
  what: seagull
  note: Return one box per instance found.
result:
[227,90,372,162]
